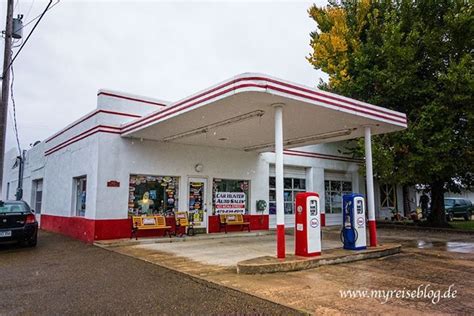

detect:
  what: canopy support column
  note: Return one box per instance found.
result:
[364,126,377,247]
[274,104,285,258]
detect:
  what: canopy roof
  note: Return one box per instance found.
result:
[121,73,407,152]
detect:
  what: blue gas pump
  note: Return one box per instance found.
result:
[341,193,367,250]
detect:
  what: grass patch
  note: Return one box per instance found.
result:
[449,220,474,231]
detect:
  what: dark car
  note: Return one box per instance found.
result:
[445,198,473,221]
[0,200,38,247]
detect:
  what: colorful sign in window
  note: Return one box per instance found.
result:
[129,175,179,216]
[189,180,206,226]
[213,179,249,214]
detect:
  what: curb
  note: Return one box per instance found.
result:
[237,244,401,274]
[94,230,273,248]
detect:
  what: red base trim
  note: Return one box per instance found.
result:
[41,214,177,243]
[321,213,326,227]
[277,224,285,259]
[208,215,269,233]
[368,220,377,247]
[41,214,269,243]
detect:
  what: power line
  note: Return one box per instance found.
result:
[1,0,56,79]
[24,0,36,21]
[9,60,21,155]
[17,0,59,33]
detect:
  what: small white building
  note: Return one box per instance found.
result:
[2,73,407,243]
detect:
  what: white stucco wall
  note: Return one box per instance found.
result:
[95,134,268,220]
[43,135,99,219]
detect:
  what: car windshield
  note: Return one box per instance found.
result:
[444,199,455,207]
[0,202,29,213]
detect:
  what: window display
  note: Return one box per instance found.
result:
[128,175,179,216]
[212,178,249,214]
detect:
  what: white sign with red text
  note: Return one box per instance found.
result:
[214,192,246,214]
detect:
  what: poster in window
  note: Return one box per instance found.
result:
[189,181,205,225]
[128,175,179,216]
[214,192,246,214]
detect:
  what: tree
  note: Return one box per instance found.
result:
[308,0,474,226]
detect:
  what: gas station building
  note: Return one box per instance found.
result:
[1,73,407,251]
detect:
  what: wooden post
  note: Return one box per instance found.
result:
[0,0,15,195]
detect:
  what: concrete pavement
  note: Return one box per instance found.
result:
[105,227,474,314]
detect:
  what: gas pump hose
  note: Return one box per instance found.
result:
[340,227,358,244]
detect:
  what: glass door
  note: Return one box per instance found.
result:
[188,178,207,229]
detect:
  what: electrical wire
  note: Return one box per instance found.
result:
[16,0,59,32]
[9,59,22,155]
[12,37,23,48]
[1,0,56,79]
[24,0,36,21]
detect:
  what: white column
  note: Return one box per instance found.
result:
[312,167,326,226]
[364,126,377,246]
[274,104,285,258]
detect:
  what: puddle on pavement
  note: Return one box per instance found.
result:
[414,240,474,254]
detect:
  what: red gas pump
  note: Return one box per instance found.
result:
[295,192,321,257]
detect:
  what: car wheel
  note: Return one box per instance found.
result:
[464,212,471,221]
[447,213,454,222]
[27,234,38,247]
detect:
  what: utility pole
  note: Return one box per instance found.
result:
[0,0,14,195]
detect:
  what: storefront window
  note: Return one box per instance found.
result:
[325,180,352,214]
[128,175,179,216]
[269,177,306,215]
[32,179,43,213]
[74,176,87,217]
[212,178,249,214]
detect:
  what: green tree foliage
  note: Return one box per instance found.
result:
[308,0,473,226]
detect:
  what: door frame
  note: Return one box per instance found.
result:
[187,176,209,233]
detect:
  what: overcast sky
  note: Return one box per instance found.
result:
[1,0,327,153]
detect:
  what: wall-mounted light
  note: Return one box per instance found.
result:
[195,163,203,173]
[162,110,265,142]
[244,128,356,152]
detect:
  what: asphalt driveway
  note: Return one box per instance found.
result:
[0,231,298,315]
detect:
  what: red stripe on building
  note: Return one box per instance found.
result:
[45,126,121,156]
[284,149,363,163]
[122,76,406,133]
[98,91,168,107]
[122,82,406,135]
[45,109,140,143]
[250,76,406,120]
